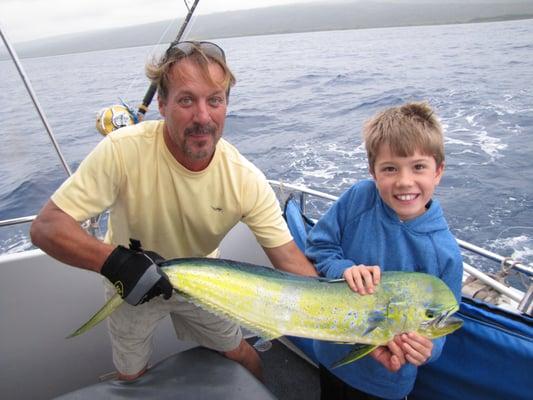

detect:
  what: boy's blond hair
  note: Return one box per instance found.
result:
[363,101,444,174]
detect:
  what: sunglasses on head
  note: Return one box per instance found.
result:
[166,40,226,62]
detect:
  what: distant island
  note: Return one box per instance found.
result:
[4,0,533,59]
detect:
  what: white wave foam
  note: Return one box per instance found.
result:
[491,234,533,264]
[475,130,507,159]
[1,233,33,254]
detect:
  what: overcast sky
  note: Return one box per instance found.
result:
[0,0,321,43]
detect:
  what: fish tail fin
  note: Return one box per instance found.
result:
[331,344,378,368]
[66,293,124,338]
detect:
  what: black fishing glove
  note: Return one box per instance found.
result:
[100,239,173,305]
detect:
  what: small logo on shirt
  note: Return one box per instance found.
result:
[211,206,224,214]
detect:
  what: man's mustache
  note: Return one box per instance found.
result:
[185,123,216,136]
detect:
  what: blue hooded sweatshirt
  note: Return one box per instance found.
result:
[305,179,463,399]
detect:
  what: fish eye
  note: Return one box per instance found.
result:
[425,309,435,318]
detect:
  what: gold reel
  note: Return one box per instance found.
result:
[95,105,136,136]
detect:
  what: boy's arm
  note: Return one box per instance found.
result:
[429,239,464,361]
[426,337,445,363]
[420,235,464,363]
[440,247,464,302]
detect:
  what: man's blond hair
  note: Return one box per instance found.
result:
[363,101,444,174]
[145,42,236,101]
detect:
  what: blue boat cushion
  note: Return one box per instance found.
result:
[411,297,533,400]
[283,194,315,252]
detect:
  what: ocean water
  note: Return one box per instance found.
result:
[1,19,532,277]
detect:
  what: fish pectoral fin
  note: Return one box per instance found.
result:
[362,311,387,336]
[331,344,378,369]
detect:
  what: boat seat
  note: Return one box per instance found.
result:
[54,346,277,400]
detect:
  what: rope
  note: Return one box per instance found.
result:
[500,257,521,274]
[499,257,531,289]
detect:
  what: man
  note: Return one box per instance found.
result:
[30,41,317,382]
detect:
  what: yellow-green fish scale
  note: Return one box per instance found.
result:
[162,258,458,345]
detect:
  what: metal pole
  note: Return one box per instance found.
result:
[463,263,522,303]
[0,24,103,237]
[0,25,72,177]
[457,238,533,277]
[0,216,36,228]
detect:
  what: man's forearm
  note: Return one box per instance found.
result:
[30,199,113,272]
[263,241,318,277]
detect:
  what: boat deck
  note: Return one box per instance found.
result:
[252,338,320,400]
[54,338,319,399]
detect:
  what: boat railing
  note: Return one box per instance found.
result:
[2,182,531,314]
[1,25,101,238]
[0,216,36,228]
[268,180,533,316]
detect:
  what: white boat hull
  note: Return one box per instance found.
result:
[0,222,269,399]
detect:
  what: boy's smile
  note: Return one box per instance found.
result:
[371,145,444,221]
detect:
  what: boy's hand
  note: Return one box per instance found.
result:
[343,264,381,295]
[370,340,406,372]
[394,332,433,366]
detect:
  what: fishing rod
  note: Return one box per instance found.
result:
[96,0,200,135]
[137,0,200,120]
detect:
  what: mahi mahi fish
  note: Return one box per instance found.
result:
[69,258,462,367]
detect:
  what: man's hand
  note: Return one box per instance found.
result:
[343,265,381,295]
[100,239,173,305]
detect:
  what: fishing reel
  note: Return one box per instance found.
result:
[95,102,139,136]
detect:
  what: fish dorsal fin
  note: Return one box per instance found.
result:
[315,277,346,283]
[331,344,378,368]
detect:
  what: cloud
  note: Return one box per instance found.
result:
[0,0,191,42]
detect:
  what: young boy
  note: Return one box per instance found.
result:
[305,102,463,400]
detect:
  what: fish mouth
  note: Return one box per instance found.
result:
[436,307,453,327]
[420,304,461,332]
[434,305,462,330]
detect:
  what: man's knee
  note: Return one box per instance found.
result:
[117,366,147,381]
[222,338,255,362]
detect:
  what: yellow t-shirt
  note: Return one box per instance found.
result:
[52,120,292,258]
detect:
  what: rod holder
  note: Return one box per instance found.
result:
[518,280,533,317]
